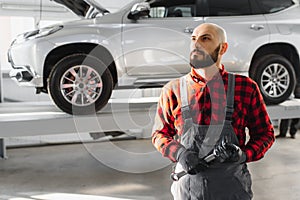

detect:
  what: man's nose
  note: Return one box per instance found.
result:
[192,41,203,50]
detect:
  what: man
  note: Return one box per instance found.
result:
[152,23,275,199]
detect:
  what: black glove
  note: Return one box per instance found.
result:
[214,140,246,163]
[177,149,209,175]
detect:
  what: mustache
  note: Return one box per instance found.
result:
[191,48,205,55]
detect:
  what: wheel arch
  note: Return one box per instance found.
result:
[249,43,300,79]
[43,43,118,93]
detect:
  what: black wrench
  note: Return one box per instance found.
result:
[170,153,216,181]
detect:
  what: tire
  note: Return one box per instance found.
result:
[251,54,296,104]
[48,54,113,115]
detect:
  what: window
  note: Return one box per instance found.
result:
[259,0,294,13]
[149,0,196,18]
[166,6,194,17]
[149,7,166,18]
[207,0,252,16]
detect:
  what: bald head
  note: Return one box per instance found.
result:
[193,23,227,43]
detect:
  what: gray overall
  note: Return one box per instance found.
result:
[171,74,253,200]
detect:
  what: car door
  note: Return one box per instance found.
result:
[202,0,270,75]
[122,0,204,78]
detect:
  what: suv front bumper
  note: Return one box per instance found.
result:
[8,47,43,87]
[7,38,54,87]
[9,65,42,87]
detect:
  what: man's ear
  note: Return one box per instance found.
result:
[219,42,228,55]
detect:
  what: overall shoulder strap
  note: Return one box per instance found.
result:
[180,75,192,120]
[225,73,235,122]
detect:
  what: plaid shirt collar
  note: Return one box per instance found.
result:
[190,64,226,83]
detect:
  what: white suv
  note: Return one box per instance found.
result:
[8,0,300,114]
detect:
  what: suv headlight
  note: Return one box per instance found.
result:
[33,25,63,39]
[13,25,63,45]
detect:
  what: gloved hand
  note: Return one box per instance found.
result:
[177,149,209,175]
[214,140,246,163]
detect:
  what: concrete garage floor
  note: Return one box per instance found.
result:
[1,129,300,200]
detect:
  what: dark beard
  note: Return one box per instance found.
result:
[190,45,220,69]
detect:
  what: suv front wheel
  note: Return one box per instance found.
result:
[48,54,113,115]
[251,54,296,104]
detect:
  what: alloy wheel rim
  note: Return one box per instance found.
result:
[60,65,103,106]
[261,63,290,98]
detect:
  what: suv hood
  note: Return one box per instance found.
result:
[52,0,109,18]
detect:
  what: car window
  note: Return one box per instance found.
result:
[259,0,294,13]
[149,0,196,18]
[207,0,252,16]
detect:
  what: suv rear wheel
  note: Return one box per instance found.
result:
[251,54,296,104]
[48,54,113,115]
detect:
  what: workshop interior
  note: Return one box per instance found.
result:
[1,0,300,200]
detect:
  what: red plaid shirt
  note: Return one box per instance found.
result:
[152,66,275,162]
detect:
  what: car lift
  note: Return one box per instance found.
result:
[0,97,158,159]
[1,97,300,159]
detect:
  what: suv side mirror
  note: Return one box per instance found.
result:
[128,2,150,20]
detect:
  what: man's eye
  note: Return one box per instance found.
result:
[202,37,209,41]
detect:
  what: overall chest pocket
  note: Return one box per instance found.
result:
[181,124,226,158]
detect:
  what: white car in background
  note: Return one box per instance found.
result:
[8,0,300,114]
